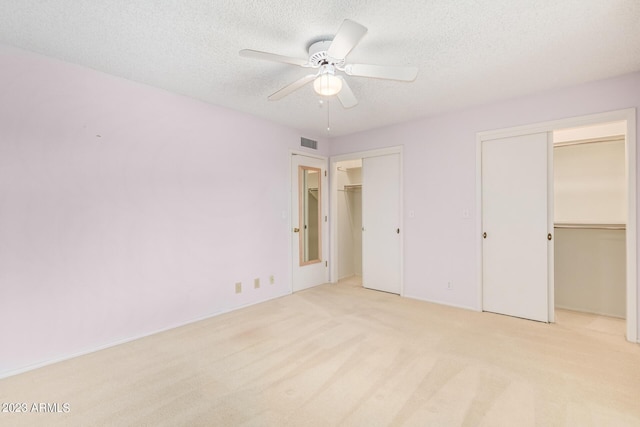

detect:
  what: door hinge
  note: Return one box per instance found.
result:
[325,261,328,267]
[324,170,327,177]
[325,215,327,222]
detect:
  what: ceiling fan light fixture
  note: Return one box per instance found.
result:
[313,66,342,96]
[241,19,418,111]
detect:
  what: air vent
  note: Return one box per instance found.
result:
[301,137,318,150]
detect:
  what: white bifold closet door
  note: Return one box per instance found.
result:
[362,153,401,294]
[482,132,553,322]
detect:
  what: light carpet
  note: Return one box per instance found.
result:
[1,279,639,426]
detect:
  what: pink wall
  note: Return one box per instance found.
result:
[0,45,328,377]
[330,72,640,325]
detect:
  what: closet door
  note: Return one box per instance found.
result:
[482,132,553,322]
[362,153,401,294]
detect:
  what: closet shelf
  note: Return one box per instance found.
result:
[343,184,362,190]
[554,223,626,230]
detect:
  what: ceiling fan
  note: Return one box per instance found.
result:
[239,19,419,109]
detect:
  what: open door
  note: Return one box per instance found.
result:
[362,153,401,294]
[481,132,553,322]
[291,154,328,292]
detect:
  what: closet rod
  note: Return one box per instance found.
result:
[343,184,362,190]
[554,223,626,230]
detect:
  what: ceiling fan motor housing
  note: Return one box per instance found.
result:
[308,40,345,67]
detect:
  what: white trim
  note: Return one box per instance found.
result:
[331,146,403,162]
[476,136,484,312]
[330,159,340,283]
[329,146,404,295]
[624,112,637,343]
[289,149,328,161]
[477,110,634,141]
[0,292,289,380]
[399,150,404,296]
[547,132,555,323]
[476,108,637,343]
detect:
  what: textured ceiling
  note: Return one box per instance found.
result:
[0,0,639,137]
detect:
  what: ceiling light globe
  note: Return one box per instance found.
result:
[313,74,342,96]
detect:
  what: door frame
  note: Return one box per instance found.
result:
[290,150,329,293]
[476,108,637,342]
[329,146,404,295]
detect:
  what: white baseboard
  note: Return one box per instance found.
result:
[403,294,478,312]
[0,292,289,380]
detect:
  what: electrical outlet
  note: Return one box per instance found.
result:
[254,278,260,289]
[447,281,453,290]
[269,275,275,285]
[235,282,242,294]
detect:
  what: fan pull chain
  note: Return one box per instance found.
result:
[326,97,331,134]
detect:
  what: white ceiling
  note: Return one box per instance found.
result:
[0,0,639,137]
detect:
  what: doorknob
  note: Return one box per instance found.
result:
[293,228,300,233]
[548,233,552,241]
[483,232,487,239]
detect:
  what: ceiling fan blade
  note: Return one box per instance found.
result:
[268,74,317,101]
[345,63,419,81]
[327,19,368,60]
[336,77,358,109]
[239,49,308,67]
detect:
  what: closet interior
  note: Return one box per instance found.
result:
[337,159,363,284]
[553,121,627,319]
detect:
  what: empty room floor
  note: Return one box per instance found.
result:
[1,283,639,426]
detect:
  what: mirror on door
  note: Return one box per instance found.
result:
[299,166,322,265]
